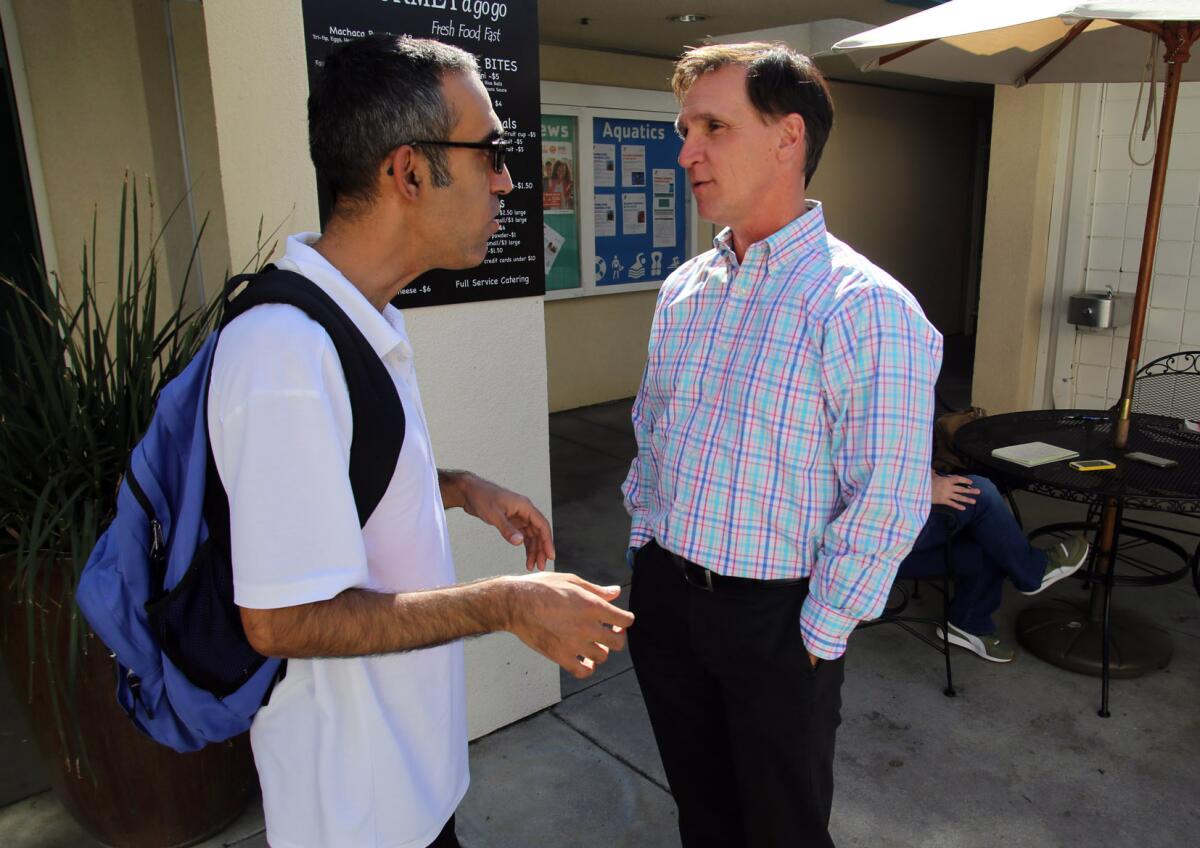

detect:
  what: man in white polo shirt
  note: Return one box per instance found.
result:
[207,36,634,848]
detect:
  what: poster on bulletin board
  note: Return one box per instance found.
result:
[591,117,686,286]
[542,114,581,291]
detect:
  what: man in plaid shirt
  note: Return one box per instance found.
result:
[622,42,943,847]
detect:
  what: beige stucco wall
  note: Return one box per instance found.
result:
[540,44,673,91]
[168,0,231,304]
[201,0,314,265]
[7,0,218,316]
[539,46,982,413]
[971,84,1064,413]
[10,0,158,295]
[202,0,559,739]
[544,290,657,410]
[817,81,979,335]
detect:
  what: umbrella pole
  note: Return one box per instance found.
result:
[1018,25,1195,706]
[1114,25,1195,448]
[1100,24,1191,633]
[1028,25,1198,710]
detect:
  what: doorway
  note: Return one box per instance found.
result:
[0,16,44,376]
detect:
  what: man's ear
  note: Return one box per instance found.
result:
[384,146,422,200]
[776,113,807,164]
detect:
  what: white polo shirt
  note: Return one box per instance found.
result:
[207,233,467,848]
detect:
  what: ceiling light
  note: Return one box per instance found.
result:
[668,14,707,23]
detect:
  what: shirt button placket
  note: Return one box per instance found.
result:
[717,265,743,355]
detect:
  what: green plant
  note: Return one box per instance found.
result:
[0,176,274,763]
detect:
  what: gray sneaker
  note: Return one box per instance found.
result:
[937,622,1016,663]
[1022,535,1090,595]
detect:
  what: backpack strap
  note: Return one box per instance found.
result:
[206,266,406,536]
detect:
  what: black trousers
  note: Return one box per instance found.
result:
[427,815,460,848]
[628,541,844,848]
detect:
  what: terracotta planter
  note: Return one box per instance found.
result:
[1,561,259,848]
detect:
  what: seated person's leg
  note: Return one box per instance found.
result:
[916,481,1015,660]
[961,476,1046,593]
[964,476,1089,595]
[898,512,1007,658]
[908,512,951,557]
[942,477,1088,661]
[937,539,1014,662]
[947,548,1009,640]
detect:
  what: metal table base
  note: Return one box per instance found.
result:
[1017,603,1173,680]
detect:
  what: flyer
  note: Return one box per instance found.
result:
[653,209,676,248]
[623,193,647,236]
[621,145,646,188]
[593,144,616,188]
[542,139,574,211]
[594,195,617,238]
[652,168,675,196]
[544,223,566,275]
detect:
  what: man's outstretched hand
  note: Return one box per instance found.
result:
[503,572,634,679]
[441,471,556,570]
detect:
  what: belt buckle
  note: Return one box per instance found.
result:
[685,561,714,591]
[671,551,716,592]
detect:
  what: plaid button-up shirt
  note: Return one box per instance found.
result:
[623,202,942,659]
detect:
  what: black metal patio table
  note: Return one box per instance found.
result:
[954,409,1200,716]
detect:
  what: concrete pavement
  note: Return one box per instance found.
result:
[2,398,1198,847]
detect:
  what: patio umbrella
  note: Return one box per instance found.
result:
[833,1,1200,448]
[833,3,1200,713]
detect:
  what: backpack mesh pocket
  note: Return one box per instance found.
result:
[146,539,268,697]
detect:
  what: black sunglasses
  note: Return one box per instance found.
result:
[403,136,509,174]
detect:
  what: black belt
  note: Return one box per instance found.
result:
[665,550,809,592]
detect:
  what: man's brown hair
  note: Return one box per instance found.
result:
[672,42,834,185]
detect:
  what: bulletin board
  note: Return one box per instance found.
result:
[591,117,687,287]
[540,83,699,301]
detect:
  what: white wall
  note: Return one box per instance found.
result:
[202,0,558,739]
[1066,82,1200,408]
[405,300,558,737]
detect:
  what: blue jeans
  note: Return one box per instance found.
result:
[909,476,1046,636]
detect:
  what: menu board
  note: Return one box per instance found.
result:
[591,117,686,287]
[301,0,544,307]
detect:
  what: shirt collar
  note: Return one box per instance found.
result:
[712,200,826,275]
[279,233,411,361]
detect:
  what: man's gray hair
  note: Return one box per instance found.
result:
[309,35,480,206]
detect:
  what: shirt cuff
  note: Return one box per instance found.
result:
[799,595,860,660]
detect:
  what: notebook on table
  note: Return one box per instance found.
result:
[991,441,1079,467]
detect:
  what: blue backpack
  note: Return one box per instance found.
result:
[77,267,404,752]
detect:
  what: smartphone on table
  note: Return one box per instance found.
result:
[1069,459,1116,472]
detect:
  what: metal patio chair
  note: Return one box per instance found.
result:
[1127,351,1200,596]
[860,507,965,697]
